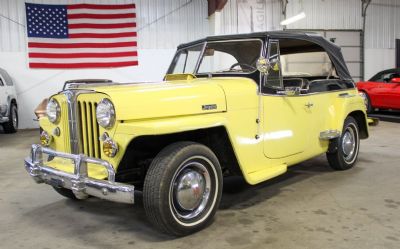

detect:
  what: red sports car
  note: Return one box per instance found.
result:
[357,68,400,113]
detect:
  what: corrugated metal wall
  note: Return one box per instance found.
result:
[2,0,398,50]
[0,0,209,52]
[219,0,399,49]
[285,0,362,30]
[366,0,400,49]
[219,0,282,34]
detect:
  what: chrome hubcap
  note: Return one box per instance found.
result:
[171,158,211,220]
[342,127,356,161]
[175,170,205,210]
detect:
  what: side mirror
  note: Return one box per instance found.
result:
[256,57,271,75]
[390,77,400,83]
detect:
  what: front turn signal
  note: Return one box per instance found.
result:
[102,134,118,158]
[40,131,53,147]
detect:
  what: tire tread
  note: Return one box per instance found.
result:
[143,141,221,236]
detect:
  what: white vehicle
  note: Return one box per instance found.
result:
[0,68,18,133]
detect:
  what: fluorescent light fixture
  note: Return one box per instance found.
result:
[280,12,306,26]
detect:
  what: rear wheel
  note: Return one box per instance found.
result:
[143,142,222,236]
[3,104,18,133]
[327,116,360,170]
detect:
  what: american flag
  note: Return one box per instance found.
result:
[25,3,138,69]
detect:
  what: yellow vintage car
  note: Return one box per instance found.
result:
[24,31,368,236]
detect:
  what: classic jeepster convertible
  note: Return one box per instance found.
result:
[24,31,368,236]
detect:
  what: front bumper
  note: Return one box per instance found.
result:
[24,144,135,204]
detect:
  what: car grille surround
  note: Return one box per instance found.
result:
[62,90,103,159]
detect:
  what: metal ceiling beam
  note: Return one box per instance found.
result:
[361,0,372,81]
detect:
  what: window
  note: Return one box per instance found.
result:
[369,72,384,82]
[383,73,400,83]
[370,72,400,83]
[198,50,238,73]
[197,40,261,74]
[168,40,262,75]
[265,41,282,89]
[280,51,337,77]
[262,38,348,94]
[171,44,203,74]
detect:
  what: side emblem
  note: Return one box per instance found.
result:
[202,104,217,111]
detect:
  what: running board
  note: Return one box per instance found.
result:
[319,130,340,140]
[246,164,287,185]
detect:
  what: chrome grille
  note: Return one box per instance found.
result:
[78,101,101,158]
[60,99,70,153]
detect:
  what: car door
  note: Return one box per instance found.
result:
[369,73,398,108]
[383,79,400,109]
[262,40,312,159]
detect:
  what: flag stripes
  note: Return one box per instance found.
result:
[26,2,138,69]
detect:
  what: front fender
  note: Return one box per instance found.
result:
[115,113,227,136]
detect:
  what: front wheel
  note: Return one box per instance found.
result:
[327,116,360,170]
[143,142,222,236]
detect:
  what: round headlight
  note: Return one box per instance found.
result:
[96,98,115,129]
[46,98,60,124]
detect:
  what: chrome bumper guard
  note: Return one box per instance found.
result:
[24,144,134,204]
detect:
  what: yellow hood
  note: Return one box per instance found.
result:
[91,79,227,121]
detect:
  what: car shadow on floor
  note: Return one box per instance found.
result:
[22,155,348,243]
[220,155,335,210]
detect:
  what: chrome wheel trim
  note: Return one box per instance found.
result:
[342,123,359,164]
[12,107,18,129]
[169,156,217,227]
[175,167,207,211]
[359,92,368,109]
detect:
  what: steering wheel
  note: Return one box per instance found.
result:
[229,62,256,71]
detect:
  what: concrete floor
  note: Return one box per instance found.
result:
[0,122,399,249]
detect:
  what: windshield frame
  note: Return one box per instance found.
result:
[167,38,264,75]
[167,42,206,75]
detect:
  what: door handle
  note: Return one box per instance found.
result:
[305,102,314,108]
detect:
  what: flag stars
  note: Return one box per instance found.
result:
[26,4,68,38]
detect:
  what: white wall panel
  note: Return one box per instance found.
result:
[285,0,362,30]
[365,0,400,49]
[219,0,282,35]
[0,0,209,51]
[1,49,176,128]
[0,0,209,128]
[365,48,395,79]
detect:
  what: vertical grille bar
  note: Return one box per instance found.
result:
[79,101,89,155]
[92,103,100,158]
[61,99,70,153]
[77,98,102,159]
[86,102,94,157]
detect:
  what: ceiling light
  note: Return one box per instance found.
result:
[280,12,306,26]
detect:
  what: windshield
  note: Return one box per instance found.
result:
[169,40,262,74]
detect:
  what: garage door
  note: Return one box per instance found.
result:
[288,30,363,82]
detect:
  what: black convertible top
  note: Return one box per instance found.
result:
[177,31,353,81]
